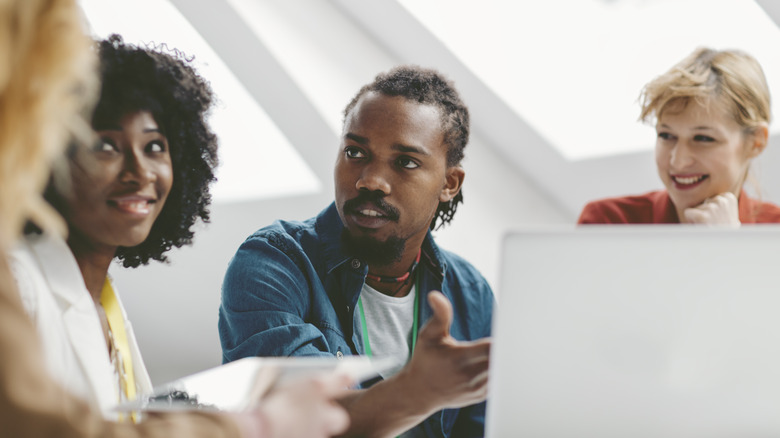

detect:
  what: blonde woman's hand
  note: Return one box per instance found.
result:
[236,373,352,438]
[683,192,740,226]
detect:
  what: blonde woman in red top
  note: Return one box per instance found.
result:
[579,47,780,225]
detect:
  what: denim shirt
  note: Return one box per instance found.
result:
[219,203,495,438]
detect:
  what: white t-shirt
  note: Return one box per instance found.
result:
[357,282,417,379]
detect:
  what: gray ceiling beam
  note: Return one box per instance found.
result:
[168,0,337,194]
[756,0,780,26]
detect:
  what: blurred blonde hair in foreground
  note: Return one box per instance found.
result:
[0,0,96,251]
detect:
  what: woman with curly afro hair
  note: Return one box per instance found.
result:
[92,33,219,267]
[10,32,220,419]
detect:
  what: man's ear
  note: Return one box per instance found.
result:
[747,122,769,158]
[440,166,465,202]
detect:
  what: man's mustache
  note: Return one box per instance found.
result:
[343,191,400,221]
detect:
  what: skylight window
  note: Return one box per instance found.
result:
[398,0,780,160]
[78,0,320,202]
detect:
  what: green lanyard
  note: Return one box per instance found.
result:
[357,274,420,358]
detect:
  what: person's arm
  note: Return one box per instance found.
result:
[336,291,491,438]
[221,235,490,437]
[220,232,336,360]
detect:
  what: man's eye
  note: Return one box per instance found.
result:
[345,147,365,159]
[397,157,419,169]
[693,135,715,142]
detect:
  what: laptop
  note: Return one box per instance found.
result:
[486,226,780,437]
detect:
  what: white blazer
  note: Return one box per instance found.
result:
[9,233,152,420]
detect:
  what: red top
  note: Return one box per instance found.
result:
[577,190,780,224]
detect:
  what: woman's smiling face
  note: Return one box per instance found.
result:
[64,110,173,253]
[655,98,761,215]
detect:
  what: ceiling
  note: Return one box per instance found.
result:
[78,0,780,215]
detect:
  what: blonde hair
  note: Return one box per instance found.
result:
[0,0,97,250]
[639,47,771,131]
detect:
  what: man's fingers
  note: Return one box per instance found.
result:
[467,368,490,390]
[457,338,491,365]
[458,342,491,378]
[419,290,453,340]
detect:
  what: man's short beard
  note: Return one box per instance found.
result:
[341,229,406,266]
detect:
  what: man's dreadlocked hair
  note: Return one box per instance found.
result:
[343,65,469,230]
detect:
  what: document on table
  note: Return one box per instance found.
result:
[115,356,391,413]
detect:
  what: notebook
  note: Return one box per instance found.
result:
[486,226,780,437]
[115,356,391,413]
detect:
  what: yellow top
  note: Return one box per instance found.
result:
[99,278,136,422]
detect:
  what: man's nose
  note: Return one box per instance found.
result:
[356,162,391,195]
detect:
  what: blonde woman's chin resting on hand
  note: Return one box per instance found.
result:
[682,192,740,226]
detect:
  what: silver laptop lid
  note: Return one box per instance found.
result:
[487,226,780,437]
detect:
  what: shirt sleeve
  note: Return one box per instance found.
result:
[219,231,334,362]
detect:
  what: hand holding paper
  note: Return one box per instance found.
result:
[248,373,352,438]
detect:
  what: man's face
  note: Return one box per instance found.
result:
[335,92,463,265]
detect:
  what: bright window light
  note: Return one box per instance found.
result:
[398,0,780,160]
[78,0,320,202]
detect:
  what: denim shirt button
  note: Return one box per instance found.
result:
[336,351,344,359]
[350,259,361,269]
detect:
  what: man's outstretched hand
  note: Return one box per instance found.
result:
[396,291,491,415]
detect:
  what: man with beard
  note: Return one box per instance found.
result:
[219,66,493,438]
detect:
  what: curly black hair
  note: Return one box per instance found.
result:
[343,65,469,230]
[92,34,218,267]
